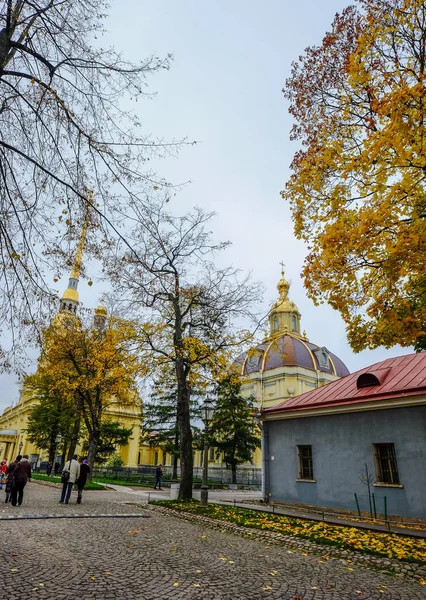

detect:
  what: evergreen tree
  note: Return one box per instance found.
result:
[142,370,201,479]
[209,375,260,484]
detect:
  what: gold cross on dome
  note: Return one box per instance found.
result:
[279,261,285,276]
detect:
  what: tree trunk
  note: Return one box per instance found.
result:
[177,361,193,499]
[48,439,56,465]
[86,436,98,482]
[67,403,81,459]
[231,463,237,485]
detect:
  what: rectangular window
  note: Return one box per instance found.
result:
[209,447,215,462]
[297,445,313,480]
[373,443,400,485]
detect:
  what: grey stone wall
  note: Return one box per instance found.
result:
[265,405,426,519]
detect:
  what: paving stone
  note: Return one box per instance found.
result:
[0,483,424,599]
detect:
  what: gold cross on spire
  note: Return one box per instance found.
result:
[279,261,285,277]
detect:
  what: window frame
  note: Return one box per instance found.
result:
[296,444,314,481]
[373,443,400,485]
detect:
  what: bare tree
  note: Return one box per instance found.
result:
[0,1,186,367]
[107,201,262,499]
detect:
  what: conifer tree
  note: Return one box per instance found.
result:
[142,370,201,479]
[209,375,260,484]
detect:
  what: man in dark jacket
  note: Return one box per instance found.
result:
[5,455,21,504]
[154,464,163,490]
[11,454,31,506]
[76,458,91,504]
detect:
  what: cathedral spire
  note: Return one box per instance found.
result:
[267,264,306,340]
[60,192,92,315]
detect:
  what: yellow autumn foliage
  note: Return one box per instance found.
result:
[282,0,426,351]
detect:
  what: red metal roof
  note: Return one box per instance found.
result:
[264,352,426,415]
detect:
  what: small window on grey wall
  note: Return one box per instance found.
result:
[373,443,400,485]
[297,445,314,479]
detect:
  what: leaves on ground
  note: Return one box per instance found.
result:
[157,502,426,563]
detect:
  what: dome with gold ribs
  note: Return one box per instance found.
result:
[233,266,349,378]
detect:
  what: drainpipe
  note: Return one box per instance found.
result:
[261,422,270,502]
[256,413,270,503]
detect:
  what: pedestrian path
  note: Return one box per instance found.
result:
[0,512,150,520]
[1,483,423,600]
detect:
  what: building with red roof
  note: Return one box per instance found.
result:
[260,352,426,519]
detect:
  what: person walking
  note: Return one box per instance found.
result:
[11,455,31,506]
[59,455,80,505]
[5,455,21,504]
[75,458,91,504]
[46,462,52,476]
[0,459,7,489]
[154,464,163,490]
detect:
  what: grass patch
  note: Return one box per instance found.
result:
[32,473,105,490]
[152,500,426,564]
[92,477,157,488]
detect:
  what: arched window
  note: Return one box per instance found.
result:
[154,451,158,465]
[273,316,279,331]
[292,314,297,332]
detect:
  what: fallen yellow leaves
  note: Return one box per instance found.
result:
[161,502,426,563]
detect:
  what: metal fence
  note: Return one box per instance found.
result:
[87,464,261,487]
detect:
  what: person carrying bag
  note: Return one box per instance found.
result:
[59,455,80,504]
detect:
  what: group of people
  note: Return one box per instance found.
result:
[0,454,91,507]
[60,455,91,504]
[0,455,32,506]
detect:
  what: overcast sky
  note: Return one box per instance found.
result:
[0,0,411,410]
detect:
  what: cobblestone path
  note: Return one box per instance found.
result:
[0,483,425,599]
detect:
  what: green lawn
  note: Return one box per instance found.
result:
[32,473,105,490]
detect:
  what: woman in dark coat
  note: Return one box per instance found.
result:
[11,454,31,506]
[76,459,91,504]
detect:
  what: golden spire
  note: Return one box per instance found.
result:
[266,264,304,340]
[70,206,89,280]
[276,262,290,302]
[60,192,92,314]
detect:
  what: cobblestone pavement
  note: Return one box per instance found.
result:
[0,483,425,599]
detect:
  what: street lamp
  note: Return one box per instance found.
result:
[200,399,216,507]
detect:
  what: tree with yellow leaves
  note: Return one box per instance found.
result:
[30,314,143,467]
[282,0,426,351]
[107,200,262,499]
